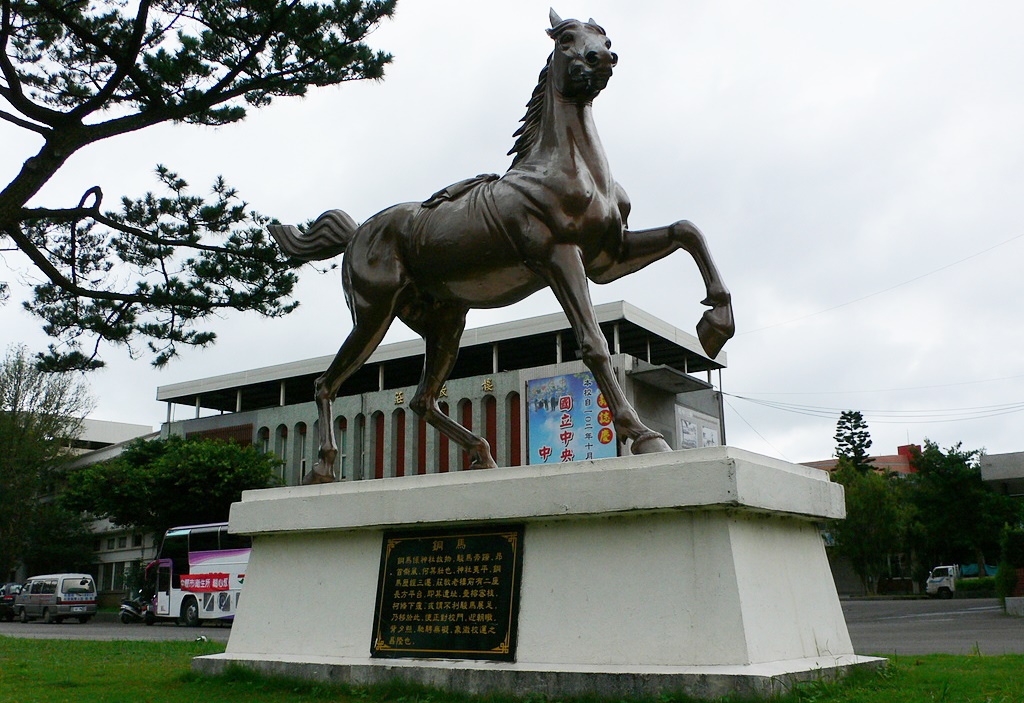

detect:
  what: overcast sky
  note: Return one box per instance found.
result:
[3,0,1024,464]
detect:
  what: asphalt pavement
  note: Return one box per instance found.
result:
[2,598,1022,655]
[0,611,232,643]
[842,597,1024,656]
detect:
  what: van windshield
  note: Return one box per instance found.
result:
[931,568,949,578]
[61,578,95,594]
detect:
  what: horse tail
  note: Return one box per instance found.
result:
[268,209,358,262]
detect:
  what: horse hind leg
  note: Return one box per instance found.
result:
[304,285,402,484]
[403,303,498,470]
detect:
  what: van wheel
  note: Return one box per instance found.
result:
[939,587,952,599]
[180,597,200,627]
[19,608,28,623]
[42,608,53,624]
[77,616,90,624]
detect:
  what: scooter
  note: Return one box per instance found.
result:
[118,591,150,624]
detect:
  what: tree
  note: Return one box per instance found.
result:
[834,410,874,472]
[21,502,94,575]
[0,343,92,578]
[828,458,908,594]
[1,0,397,370]
[62,435,281,538]
[905,440,1020,573]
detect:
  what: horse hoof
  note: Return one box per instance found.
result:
[301,468,337,485]
[631,431,672,454]
[468,455,499,470]
[697,306,735,359]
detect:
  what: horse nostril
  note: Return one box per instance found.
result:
[585,50,600,66]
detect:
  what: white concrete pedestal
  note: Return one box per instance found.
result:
[193,447,882,699]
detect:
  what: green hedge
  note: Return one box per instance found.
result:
[956,576,996,593]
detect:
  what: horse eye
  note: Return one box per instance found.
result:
[559,32,575,47]
[605,39,612,49]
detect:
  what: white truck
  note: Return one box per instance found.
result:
[925,564,959,598]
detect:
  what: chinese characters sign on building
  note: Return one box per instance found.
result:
[371,525,525,661]
[526,372,617,464]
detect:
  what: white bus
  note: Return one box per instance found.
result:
[149,522,251,626]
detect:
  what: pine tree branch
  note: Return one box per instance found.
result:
[0,106,49,134]
[33,0,166,114]
[0,0,66,127]
[2,221,148,305]
[70,0,154,119]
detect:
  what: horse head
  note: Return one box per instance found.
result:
[546,10,618,102]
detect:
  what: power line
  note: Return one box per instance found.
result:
[723,397,792,462]
[738,373,1024,396]
[725,393,1024,424]
[740,232,1024,336]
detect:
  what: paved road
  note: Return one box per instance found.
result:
[0,613,232,643]
[2,599,1021,655]
[842,597,1024,656]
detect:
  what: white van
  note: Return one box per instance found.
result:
[15,573,97,624]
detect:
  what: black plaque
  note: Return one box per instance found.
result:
[371,525,525,661]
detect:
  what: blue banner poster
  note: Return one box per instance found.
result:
[526,372,617,464]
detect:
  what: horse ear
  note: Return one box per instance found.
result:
[588,18,597,25]
[549,8,563,28]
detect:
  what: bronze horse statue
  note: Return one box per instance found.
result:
[270,10,734,483]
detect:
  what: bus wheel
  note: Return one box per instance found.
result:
[180,597,200,627]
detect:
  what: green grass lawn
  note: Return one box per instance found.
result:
[1,637,1023,703]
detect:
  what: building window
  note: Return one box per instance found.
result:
[416,415,427,475]
[336,416,348,479]
[484,395,497,465]
[459,399,473,470]
[118,536,127,549]
[372,411,385,479]
[392,408,406,478]
[106,538,115,550]
[133,534,143,548]
[507,392,522,466]
[437,402,450,473]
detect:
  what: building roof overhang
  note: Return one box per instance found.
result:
[156,301,725,414]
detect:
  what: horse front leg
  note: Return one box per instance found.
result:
[670,220,734,359]
[406,302,497,469]
[590,220,735,359]
[543,245,671,455]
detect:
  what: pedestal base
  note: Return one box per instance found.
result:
[193,447,883,699]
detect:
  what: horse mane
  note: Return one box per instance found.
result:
[506,20,607,169]
[507,58,550,168]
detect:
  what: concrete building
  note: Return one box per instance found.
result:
[802,444,920,476]
[980,451,1024,498]
[156,301,727,484]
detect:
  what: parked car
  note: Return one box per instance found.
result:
[0,582,21,621]
[14,573,97,624]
